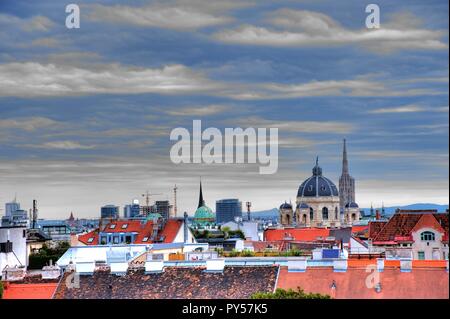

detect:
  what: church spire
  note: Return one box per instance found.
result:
[342,138,349,175]
[197,179,205,208]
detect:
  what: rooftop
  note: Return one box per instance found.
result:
[53,266,278,299]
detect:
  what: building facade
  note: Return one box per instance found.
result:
[2,200,29,227]
[0,226,27,273]
[369,210,449,260]
[216,199,242,224]
[101,205,119,219]
[124,200,141,219]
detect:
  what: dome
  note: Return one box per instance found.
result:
[297,158,338,198]
[146,212,162,221]
[194,205,215,223]
[345,202,359,208]
[280,202,293,210]
[297,202,309,209]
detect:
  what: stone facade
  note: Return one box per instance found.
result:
[295,196,341,228]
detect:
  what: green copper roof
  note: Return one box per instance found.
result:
[194,205,215,223]
[146,212,162,221]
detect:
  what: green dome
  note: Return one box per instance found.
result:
[147,212,162,221]
[194,205,215,224]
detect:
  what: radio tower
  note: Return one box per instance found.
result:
[246,201,252,221]
[173,184,178,218]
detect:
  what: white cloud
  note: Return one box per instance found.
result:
[25,141,96,150]
[0,14,54,32]
[0,117,60,131]
[213,9,447,52]
[231,116,354,134]
[88,0,252,30]
[0,62,220,97]
[0,61,445,99]
[368,104,449,114]
[164,104,229,116]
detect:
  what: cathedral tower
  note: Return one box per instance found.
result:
[339,139,355,211]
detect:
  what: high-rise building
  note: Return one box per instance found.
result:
[124,200,141,219]
[101,205,119,219]
[155,200,170,220]
[5,201,20,216]
[339,139,356,211]
[2,199,28,227]
[216,199,242,224]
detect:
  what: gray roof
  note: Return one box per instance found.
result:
[297,159,339,198]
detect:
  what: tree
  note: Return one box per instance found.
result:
[251,287,331,299]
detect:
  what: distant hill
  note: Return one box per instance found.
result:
[361,203,449,216]
[251,203,449,220]
[250,208,278,219]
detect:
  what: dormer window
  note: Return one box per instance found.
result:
[421,231,435,241]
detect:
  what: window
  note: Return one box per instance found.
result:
[87,237,94,243]
[421,231,435,241]
[142,237,149,242]
[418,251,425,260]
[309,208,314,221]
[109,224,116,229]
[121,224,128,229]
[322,207,329,220]
[335,207,338,220]
[113,236,119,244]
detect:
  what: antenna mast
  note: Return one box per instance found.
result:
[173,184,178,218]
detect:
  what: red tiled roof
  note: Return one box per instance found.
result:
[134,219,182,244]
[102,220,146,233]
[2,283,58,299]
[158,219,183,243]
[78,219,183,245]
[370,213,449,244]
[78,231,99,245]
[264,228,330,242]
[247,241,286,252]
[351,225,368,234]
[368,221,387,239]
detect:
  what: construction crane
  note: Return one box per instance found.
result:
[141,190,162,213]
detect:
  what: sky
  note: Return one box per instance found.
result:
[0,0,448,219]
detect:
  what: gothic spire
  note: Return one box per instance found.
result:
[342,138,349,175]
[197,179,205,208]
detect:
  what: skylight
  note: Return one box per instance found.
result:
[110,224,116,229]
[121,224,128,229]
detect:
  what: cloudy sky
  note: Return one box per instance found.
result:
[0,0,448,219]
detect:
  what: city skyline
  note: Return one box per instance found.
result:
[0,0,448,219]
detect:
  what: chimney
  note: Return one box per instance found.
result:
[375,209,380,220]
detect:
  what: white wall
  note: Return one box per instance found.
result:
[412,227,445,260]
[0,227,27,271]
[350,237,369,254]
[174,220,196,243]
